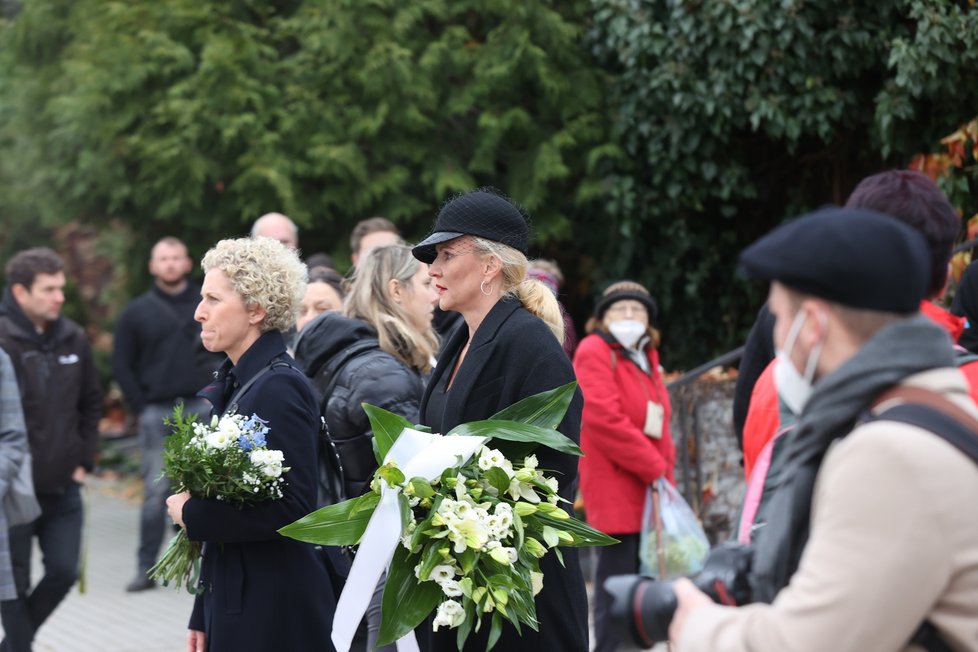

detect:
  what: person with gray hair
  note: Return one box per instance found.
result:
[164,237,335,652]
[251,212,299,250]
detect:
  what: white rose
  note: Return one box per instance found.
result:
[205,430,234,450]
[250,449,285,478]
[217,415,243,439]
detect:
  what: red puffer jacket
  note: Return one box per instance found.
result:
[574,332,676,535]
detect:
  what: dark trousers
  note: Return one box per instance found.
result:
[136,398,210,575]
[1,484,83,652]
[593,533,639,652]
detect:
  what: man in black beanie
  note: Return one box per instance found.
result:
[670,207,978,651]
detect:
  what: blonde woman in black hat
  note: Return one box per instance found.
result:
[574,280,676,652]
[412,188,588,652]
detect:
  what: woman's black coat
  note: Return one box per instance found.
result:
[186,331,335,652]
[420,298,588,652]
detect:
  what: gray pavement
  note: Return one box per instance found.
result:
[3,477,194,652]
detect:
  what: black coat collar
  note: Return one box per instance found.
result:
[424,297,521,431]
[198,330,288,413]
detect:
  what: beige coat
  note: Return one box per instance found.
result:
[680,368,978,652]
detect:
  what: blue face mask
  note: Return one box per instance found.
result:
[773,309,825,415]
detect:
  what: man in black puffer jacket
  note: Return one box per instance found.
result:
[0,248,102,652]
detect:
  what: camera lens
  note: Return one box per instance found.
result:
[605,575,677,648]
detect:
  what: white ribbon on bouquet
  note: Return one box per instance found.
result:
[331,428,488,652]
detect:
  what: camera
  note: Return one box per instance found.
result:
[604,543,754,648]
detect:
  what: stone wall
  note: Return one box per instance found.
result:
[667,378,744,545]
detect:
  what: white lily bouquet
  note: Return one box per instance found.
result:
[150,405,290,592]
[279,383,617,651]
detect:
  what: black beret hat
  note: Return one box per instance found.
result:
[739,206,930,313]
[594,280,659,324]
[412,188,529,264]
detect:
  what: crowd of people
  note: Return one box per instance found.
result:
[0,173,975,652]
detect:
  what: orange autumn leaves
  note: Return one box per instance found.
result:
[909,118,978,282]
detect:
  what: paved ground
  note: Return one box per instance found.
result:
[5,477,193,652]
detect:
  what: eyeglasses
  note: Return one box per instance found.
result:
[607,304,647,316]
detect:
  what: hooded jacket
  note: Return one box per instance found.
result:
[293,312,424,498]
[0,288,101,494]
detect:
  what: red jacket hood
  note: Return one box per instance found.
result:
[920,300,964,342]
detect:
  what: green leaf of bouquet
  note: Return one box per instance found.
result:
[378,546,442,647]
[418,540,449,581]
[408,477,435,500]
[363,403,414,464]
[457,603,475,650]
[457,547,478,574]
[487,612,504,651]
[535,512,619,547]
[447,420,582,457]
[483,467,511,494]
[277,492,380,546]
[489,382,577,430]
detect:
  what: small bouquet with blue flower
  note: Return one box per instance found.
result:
[149,404,290,592]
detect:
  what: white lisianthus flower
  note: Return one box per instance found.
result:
[250,449,285,478]
[523,454,538,470]
[430,564,456,584]
[432,600,465,631]
[440,579,464,597]
[505,547,518,564]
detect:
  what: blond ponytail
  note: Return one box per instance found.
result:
[472,237,565,343]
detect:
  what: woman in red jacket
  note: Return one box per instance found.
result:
[573,280,676,652]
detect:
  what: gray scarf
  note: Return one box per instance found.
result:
[750,314,954,603]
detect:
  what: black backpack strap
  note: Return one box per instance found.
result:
[315,348,373,506]
[870,392,978,652]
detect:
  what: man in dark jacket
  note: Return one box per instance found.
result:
[112,237,219,591]
[0,247,102,652]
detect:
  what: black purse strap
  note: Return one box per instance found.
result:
[224,359,293,416]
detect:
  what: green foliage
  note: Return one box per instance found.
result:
[588,0,978,366]
[0,0,612,262]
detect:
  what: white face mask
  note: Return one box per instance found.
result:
[609,320,646,349]
[773,309,825,415]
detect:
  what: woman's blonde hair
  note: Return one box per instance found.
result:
[201,237,306,333]
[471,237,564,343]
[344,244,439,372]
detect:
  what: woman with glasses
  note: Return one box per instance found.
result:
[572,280,676,652]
